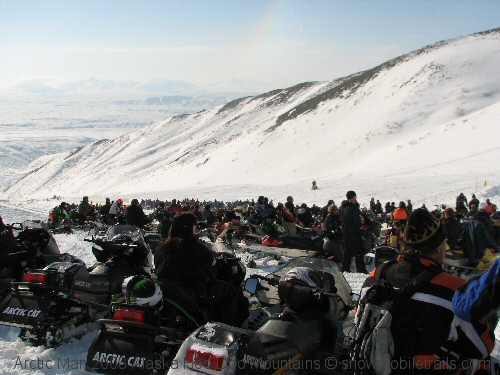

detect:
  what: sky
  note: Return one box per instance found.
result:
[1,0,500,92]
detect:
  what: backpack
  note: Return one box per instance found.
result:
[350,260,439,375]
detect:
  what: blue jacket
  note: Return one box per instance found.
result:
[453,256,500,323]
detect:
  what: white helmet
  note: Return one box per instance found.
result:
[122,275,163,308]
[284,267,320,288]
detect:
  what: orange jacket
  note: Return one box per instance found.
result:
[392,207,408,221]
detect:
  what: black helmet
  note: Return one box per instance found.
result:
[122,275,163,308]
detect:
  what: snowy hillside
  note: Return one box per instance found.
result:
[2,28,500,206]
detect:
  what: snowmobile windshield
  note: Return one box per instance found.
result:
[106,225,142,242]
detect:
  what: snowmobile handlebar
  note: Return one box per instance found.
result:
[248,274,281,287]
[84,238,138,248]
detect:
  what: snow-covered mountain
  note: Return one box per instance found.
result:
[3,28,500,206]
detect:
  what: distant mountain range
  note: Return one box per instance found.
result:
[2,28,500,203]
[8,77,275,99]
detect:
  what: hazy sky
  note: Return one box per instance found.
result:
[1,0,499,91]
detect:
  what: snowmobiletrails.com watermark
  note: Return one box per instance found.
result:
[184,355,497,373]
[12,354,495,372]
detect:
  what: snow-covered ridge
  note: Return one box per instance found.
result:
[2,28,500,203]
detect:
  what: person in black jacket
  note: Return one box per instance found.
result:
[0,214,15,250]
[340,191,368,273]
[322,204,341,233]
[155,212,243,325]
[442,208,461,250]
[100,197,112,215]
[357,208,495,373]
[126,199,149,228]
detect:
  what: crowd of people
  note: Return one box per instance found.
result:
[3,189,500,372]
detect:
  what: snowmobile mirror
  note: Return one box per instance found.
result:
[350,293,360,308]
[244,278,259,294]
[207,229,217,243]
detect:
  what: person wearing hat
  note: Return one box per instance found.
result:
[357,208,495,371]
[340,190,368,273]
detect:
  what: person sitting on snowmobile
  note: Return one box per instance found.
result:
[126,198,150,228]
[168,199,183,214]
[356,208,495,373]
[468,194,479,210]
[78,196,95,222]
[322,204,341,233]
[53,202,70,227]
[485,199,497,213]
[297,203,314,227]
[100,197,112,215]
[0,214,15,251]
[392,201,408,228]
[155,212,247,326]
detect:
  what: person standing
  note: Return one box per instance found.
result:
[369,198,376,213]
[340,191,368,273]
[282,196,297,235]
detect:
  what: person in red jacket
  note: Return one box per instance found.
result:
[168,199,183,214]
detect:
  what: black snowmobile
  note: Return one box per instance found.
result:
[0,224,151,347]
[85,231,246,375]
[0,221,82,302]
[167,256,353,375]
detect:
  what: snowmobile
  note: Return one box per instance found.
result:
[0,224,151,347]
[363,245,399,269]
[443,219,500,276]
[167,256,353,375]
[0,221,81,302]
[443,248,500,276]
[85,232,246,375]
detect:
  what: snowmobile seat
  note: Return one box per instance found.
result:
[278,234,321,249]
[256,318,325,357]
[159,279,200,314]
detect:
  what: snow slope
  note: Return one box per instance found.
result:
[2,29,499,207]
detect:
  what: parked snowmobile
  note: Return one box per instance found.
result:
[0,221,81,302]
[363,245,399,269]
[0,224,151,347]
[168,257,352,375]
[443,248,500,276]
[85,231,246,375]
[443,219,500,276]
